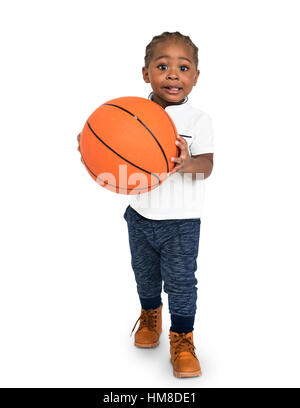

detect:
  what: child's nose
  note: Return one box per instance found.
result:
[167,70,179,79]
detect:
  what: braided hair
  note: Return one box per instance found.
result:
[144,31,199,69]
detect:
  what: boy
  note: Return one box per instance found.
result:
[78,31,214,378]
[124,32,214,378]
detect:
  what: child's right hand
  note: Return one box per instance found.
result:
[77,132,84,164]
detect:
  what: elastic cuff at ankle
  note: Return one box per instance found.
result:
[170,314,194,334]
[140,295,162,310]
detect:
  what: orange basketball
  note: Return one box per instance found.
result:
[79,96,179,195]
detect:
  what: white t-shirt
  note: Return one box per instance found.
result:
[129,93,214,220]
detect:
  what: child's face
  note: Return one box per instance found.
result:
[142,39,200,109]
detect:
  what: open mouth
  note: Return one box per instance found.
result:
[164,87,182,93]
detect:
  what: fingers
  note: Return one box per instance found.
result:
[175,135,187,149]
[77,132,81,153]
[168,136,190,176]
[175,136,188,159]
[169,157,183,176]
[171,157,183,164]
[168,166,180,176]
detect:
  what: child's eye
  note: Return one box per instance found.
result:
[157,64,189,72]
[157,64,168,70]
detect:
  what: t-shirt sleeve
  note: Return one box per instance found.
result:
[190,113,214,155]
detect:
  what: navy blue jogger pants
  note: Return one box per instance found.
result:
[123,205,201,333]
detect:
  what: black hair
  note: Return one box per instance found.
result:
[144,31,199,69]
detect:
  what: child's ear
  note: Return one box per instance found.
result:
[193,69,200,86]
[142,66,150,83]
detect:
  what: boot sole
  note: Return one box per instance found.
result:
[173,368,202,378]
[170,358,202,378]
[134,341,159,348]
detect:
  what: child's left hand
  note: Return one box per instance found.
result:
[168,135,192,176]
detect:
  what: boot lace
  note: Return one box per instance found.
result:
[130,309,158,336]
[169,333,196,360]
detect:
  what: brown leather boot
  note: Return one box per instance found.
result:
[169,330,202,378]
[130,304,163,348]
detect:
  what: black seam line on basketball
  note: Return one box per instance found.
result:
[103,103,169,173]
[81,155,161,191]
[86,120,161,184]
[179,134,192,138]
[82,155,160,191]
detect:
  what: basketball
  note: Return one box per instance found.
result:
[79,96,179,195]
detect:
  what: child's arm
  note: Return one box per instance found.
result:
[182,153,213,179]
[169,135,213,179]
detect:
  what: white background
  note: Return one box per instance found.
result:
[1,0,300,388]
